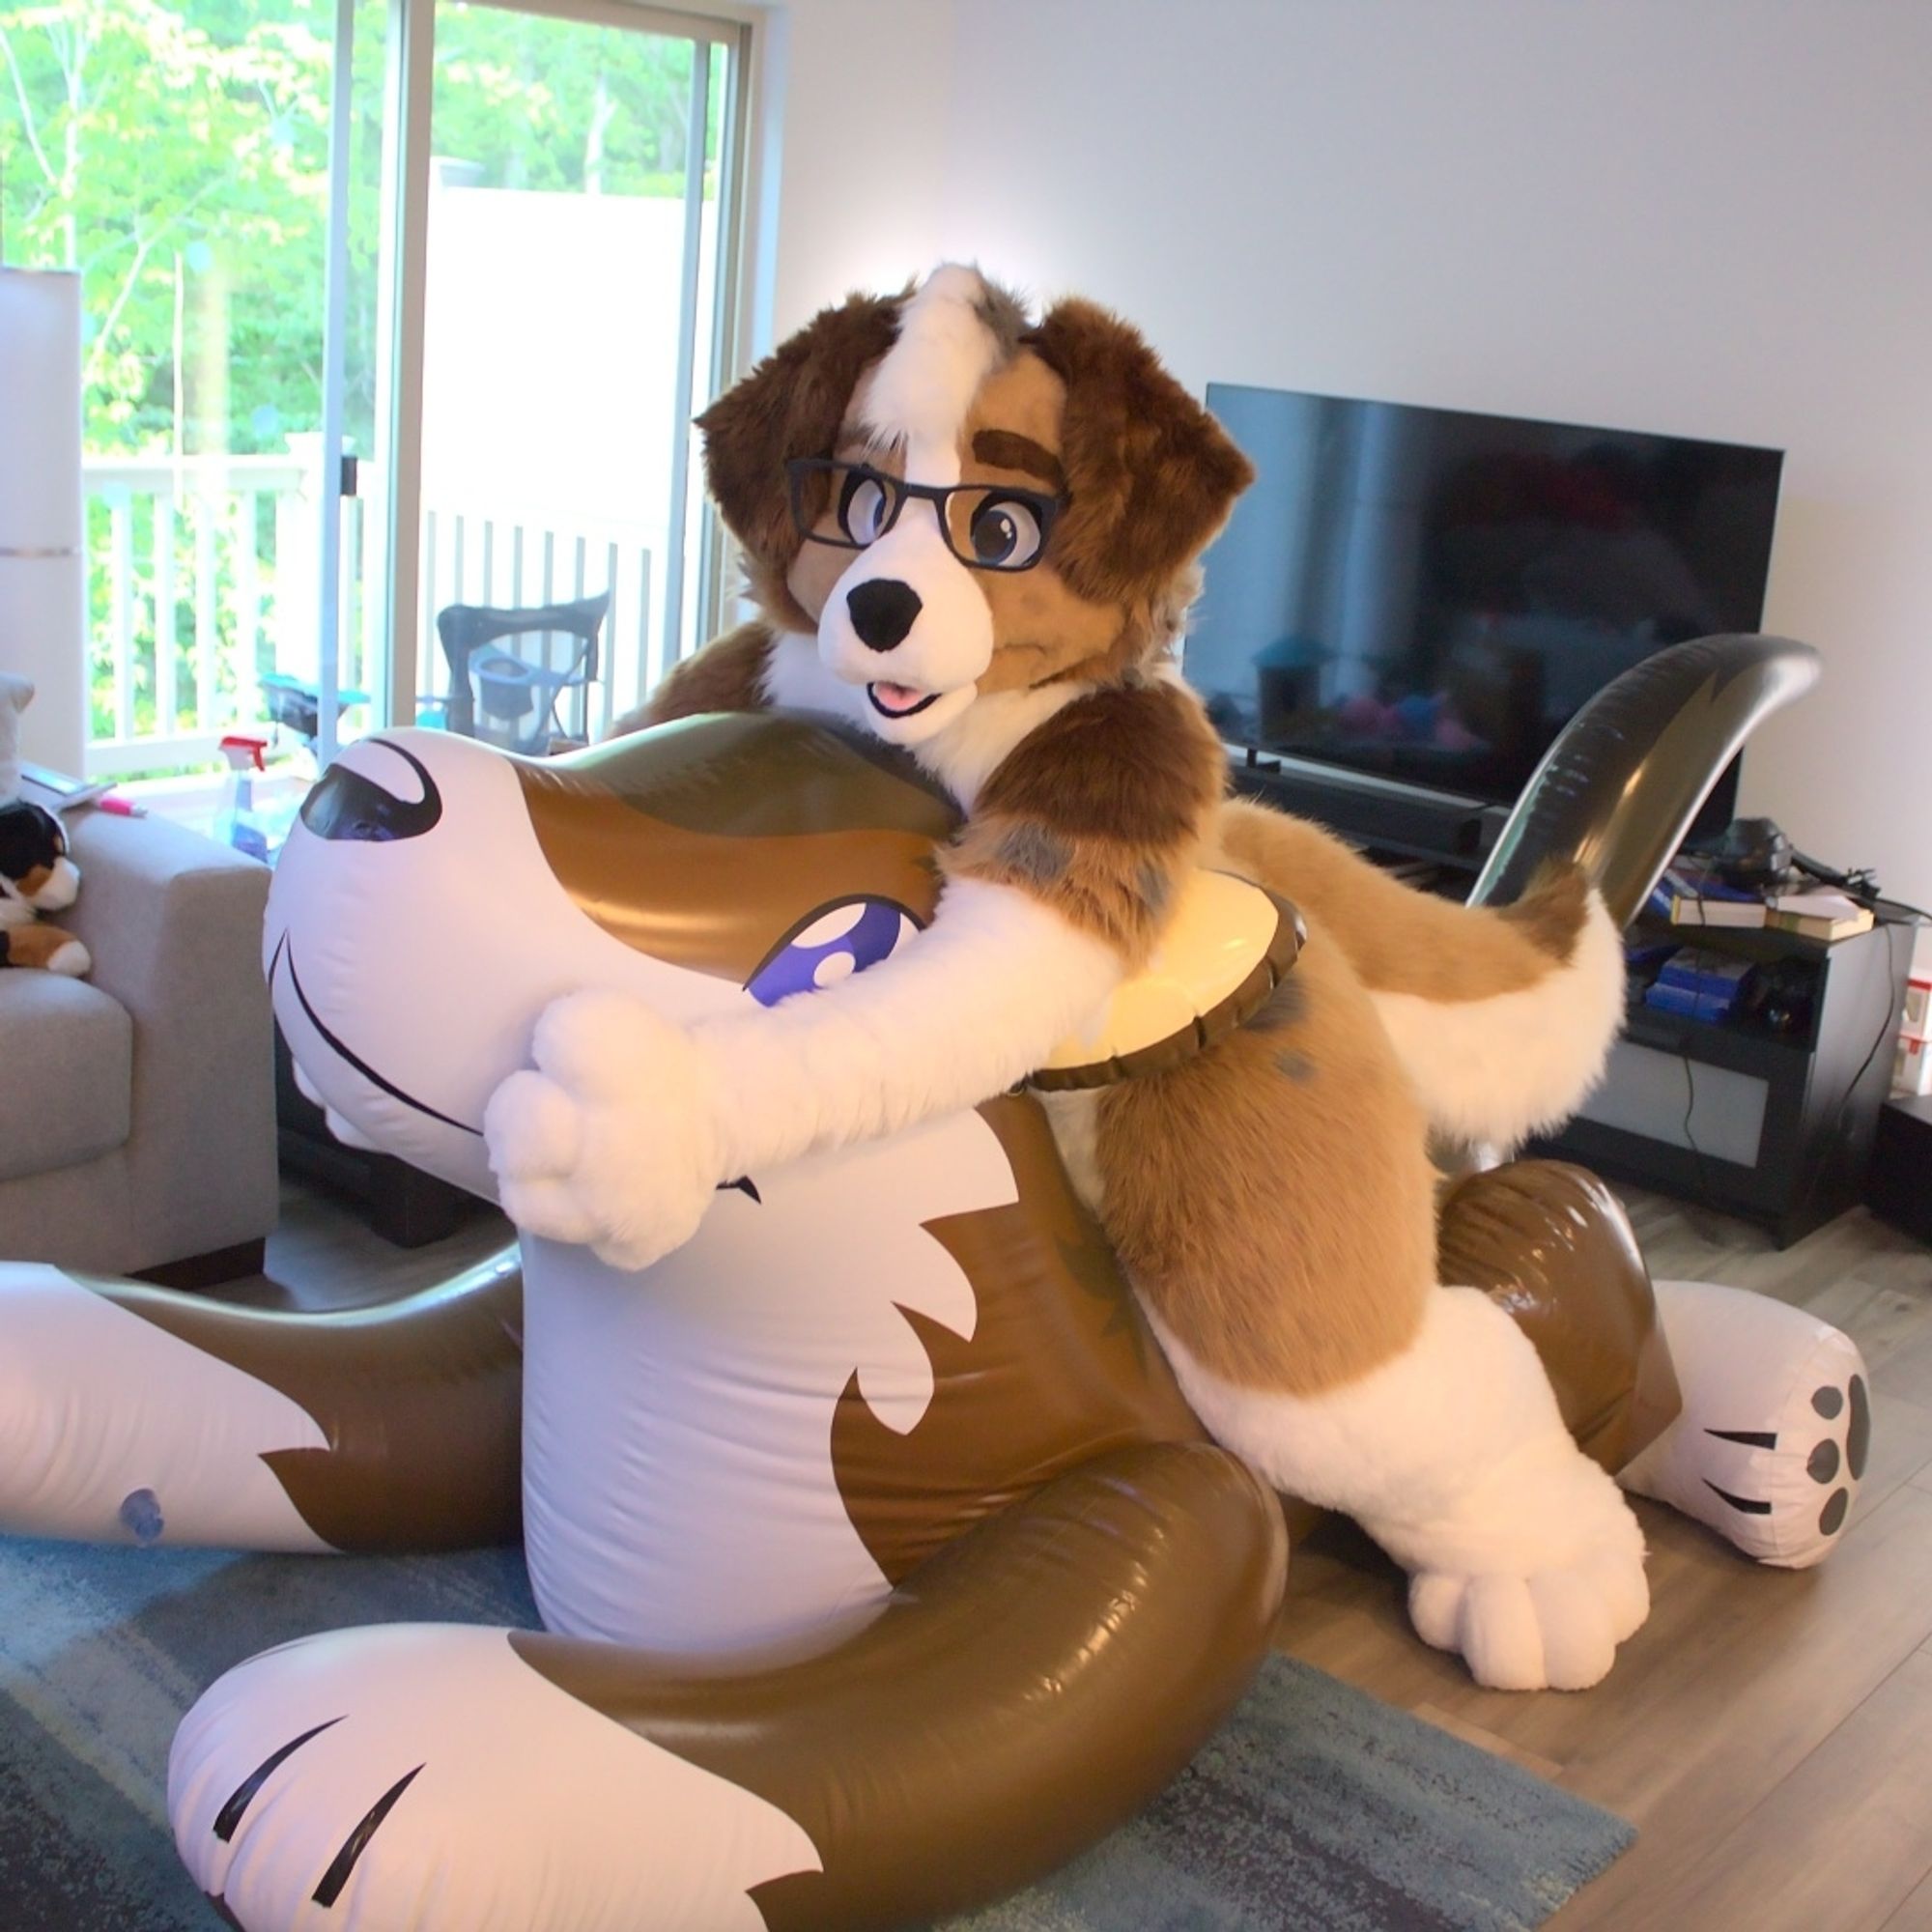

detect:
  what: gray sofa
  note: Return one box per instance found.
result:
[0,807,277,1278]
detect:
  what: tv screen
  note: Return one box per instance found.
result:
[1186,384,1784,816]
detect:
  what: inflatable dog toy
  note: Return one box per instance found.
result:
[0,670,1865,1932]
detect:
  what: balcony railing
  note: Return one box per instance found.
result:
[81,449,657,779]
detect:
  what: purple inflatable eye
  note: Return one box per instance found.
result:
[746,898,922,1008]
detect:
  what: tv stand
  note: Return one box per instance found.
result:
[1228,748,1511,879]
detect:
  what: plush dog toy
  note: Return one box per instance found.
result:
[0,798,88,975]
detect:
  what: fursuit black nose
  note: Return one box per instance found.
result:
[300,741,443,843]
[846,578,923,653]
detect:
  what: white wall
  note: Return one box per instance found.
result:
[897,0,1930,907]
[753,0,956,336]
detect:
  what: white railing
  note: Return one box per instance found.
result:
[82,450,345,779]
[81,451,658,778]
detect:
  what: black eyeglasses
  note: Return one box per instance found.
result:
[785,458,1063,574]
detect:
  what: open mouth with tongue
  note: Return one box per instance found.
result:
[867,681,943,721]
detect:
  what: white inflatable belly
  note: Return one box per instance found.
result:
[520,1107,1017,1655]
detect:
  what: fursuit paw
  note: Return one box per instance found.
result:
[1404,1465,1649,1691]
[484,989,725,1271]
[170,1623,817,1932]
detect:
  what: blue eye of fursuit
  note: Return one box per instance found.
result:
[970,496,1043,567]
[746,898,922,1007]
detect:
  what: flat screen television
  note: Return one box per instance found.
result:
[1186,384,1784,831]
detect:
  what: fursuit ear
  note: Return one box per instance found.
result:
[1026,298,1255,605]
[696,292,904,571]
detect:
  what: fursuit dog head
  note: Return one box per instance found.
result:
[697,264,1254,757]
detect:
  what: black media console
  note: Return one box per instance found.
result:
[1230,753,1910,1249]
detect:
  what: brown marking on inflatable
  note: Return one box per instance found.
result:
[826,1093,1203,1585]
[518,715,958,985]
[74,1255,526,1550]
[1216,796,1594,1001]
[1437,1159,1682,1473]
[1096,927,1437,1395]
[510,1442,1287,1932]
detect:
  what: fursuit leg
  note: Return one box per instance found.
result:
[1151,1288,1650,1690]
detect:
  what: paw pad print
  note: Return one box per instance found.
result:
[1807,1373,1870,1538]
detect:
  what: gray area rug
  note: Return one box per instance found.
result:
[0,1536,1632,1931]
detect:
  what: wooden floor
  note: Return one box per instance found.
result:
[1276,1186,1932,1932]
[242,1173,1932,1931]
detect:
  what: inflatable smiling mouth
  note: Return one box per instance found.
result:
[867,681,944,720]
[271,933,482,1138]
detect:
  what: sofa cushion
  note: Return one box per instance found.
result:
[0,970,133,1181]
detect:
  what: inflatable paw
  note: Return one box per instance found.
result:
[1619,1277,1871,1567]
[171,1624,817,1932]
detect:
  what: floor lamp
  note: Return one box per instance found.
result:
[0,269,86,779]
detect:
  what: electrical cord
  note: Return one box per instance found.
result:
[1783,915,1911,1237]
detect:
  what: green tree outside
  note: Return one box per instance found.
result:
[0,0,720,750]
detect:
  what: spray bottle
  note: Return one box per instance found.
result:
[216,734,271,862]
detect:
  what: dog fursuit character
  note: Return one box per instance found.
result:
[484,264,1633,1693]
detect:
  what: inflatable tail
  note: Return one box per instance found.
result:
[1221,635,1823,1149]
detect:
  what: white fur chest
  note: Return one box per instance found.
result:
[519,1106,1017,1658]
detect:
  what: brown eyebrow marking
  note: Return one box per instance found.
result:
[972,430,1065,491]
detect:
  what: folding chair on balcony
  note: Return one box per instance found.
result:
[434,592,611,755]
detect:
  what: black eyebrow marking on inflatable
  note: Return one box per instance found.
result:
[213,1719,345,1842]
[311,1765,425,1906]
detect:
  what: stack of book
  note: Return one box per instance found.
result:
[1655,862,1874,943]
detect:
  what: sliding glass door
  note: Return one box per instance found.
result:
[403,0,744,743]
[0,0,384,781]
[0,0,746,779]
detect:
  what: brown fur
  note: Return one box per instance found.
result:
[1215,797,1591,998]
[946,678,1228,967]
[1095,933,1437,1393]
[1023,298,1254,610]
[697,291,904,631]
[611,620,777,737]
